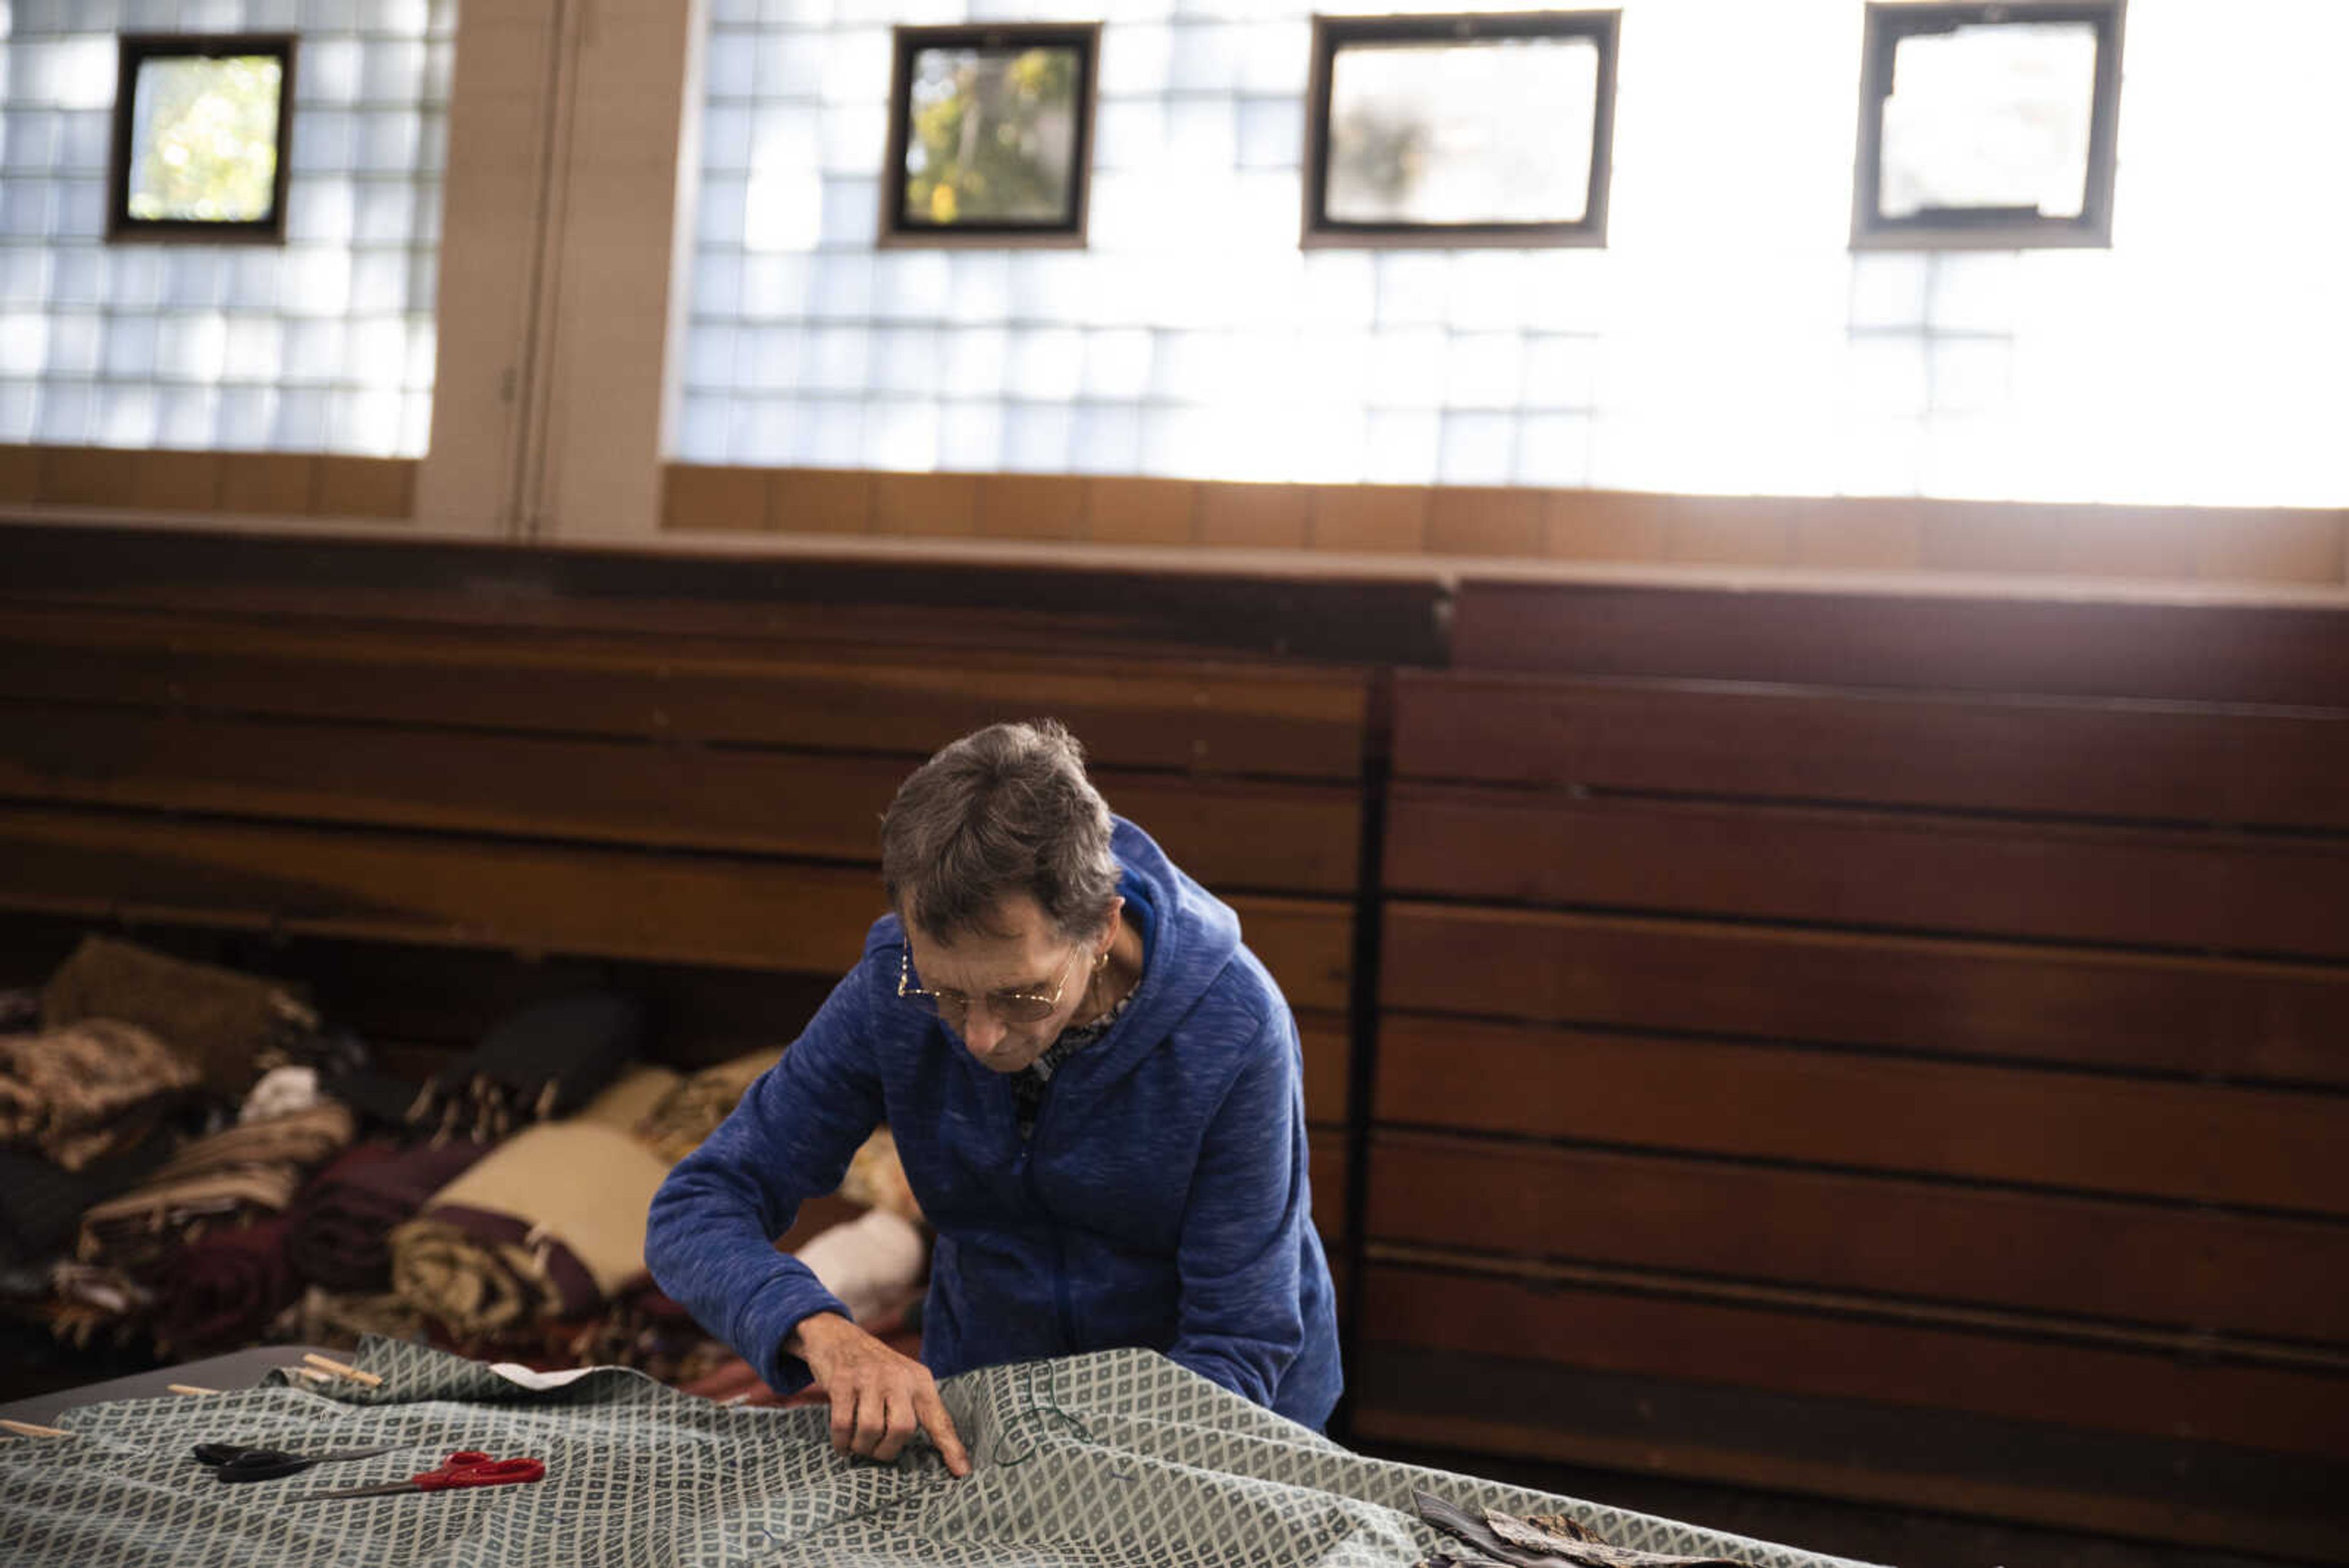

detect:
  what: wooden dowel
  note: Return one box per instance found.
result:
[291,1366,334,1385]
[166,1384,220,1397]
[301,1352,384,1388]
[0,1419,70,1438]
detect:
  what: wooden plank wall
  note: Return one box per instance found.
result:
[1357,578,2349,1559]
[0,526,1439,1259]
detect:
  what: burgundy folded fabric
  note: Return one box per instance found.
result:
[152,1216,297,1356]
[286,1139,490,1293]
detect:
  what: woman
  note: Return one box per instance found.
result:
[646,720,1341,1476]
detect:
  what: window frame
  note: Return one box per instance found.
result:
[1301,8,1620,251]
[877,21,1102,250]
[106,32,299,245]
[1850,0,2127,251]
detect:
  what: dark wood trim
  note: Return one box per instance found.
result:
[1365,1129,2349,1339]
[0,523,1448,667]
[1392,669,2349,829]
[1358,1261,2349,1457]
[1379,903,2349,1086]
[1384,785,2349,960]
[1372,1017,2349,1214]
[1449,579,2349,704]
[0,607,1376,780]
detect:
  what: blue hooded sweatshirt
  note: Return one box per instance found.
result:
[644,817,1343,1430]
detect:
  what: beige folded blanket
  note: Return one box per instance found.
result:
[388,1066,679,1334]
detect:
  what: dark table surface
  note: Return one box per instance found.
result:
[0,1345,339,1428]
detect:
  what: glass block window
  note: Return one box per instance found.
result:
[0,0,454,457]
[110,34,295,241]
[675,1,2345,507]
[1853,1,2125,249]
[1305,11,1619,248]
[883,24,1098,245]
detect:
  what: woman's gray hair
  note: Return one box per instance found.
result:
[881,719,1120,943]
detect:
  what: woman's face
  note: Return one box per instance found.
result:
[900,893,1113,1074]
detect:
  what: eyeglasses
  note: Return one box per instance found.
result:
[898,944,1086,1029]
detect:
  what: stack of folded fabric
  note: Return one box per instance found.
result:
[403,993,645,1143]
[285,1138,491,1293]
[389,1066,679,1336]
[40,935,317,1101]
[76,1101,355,1277]
[0,1019,199,1174]
[634,1046,783,1162]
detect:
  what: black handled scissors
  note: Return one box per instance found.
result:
[193,1440,412,1482]
[289,1449,546,1502]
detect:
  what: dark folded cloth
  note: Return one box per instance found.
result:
[319,1068,429,1134]
[42,935,319,1099]
[154,1216,299,1356]
[287,1138,490,1293]
[0,986,40,1034]
[0,1139,171,1269]
[404,993,644,1143]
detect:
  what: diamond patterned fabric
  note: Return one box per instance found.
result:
[0,1340,1881,1568]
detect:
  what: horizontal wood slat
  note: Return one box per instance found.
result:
[0,806,1353,1009]
[1366,1131,2349,1340]
[1386,787,2349,959]
[1351,1347,2349,1562]
[1359,1263,2349,1458]
[0,609,1371,779]
[1381,903,2349,1087]
[1373,1019,2349,1217]
[1449,581,2349,706]
[0,702,1362,896]
[1391,671,2349,830]
[0,524,1449,666]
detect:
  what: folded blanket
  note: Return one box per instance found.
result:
[390,1067,678,1334]
[0,1139,171,1269]
[404,992,644,1143]
[76,1101,355,1277]
[152,1214,298,1356]
[41,935,317,1098]
[286,1137,490,1293]
[635,1046,783,1162]
[0,1020,200,1172]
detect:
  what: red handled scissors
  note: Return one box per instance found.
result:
[289,1449,546,1502]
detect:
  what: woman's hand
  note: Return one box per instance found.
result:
[788,1312,973,1477]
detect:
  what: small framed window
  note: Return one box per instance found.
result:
[1852,1,2125,250]
[108,33,297,244]
[880,23,1100,248]
[1303,10,1619,249]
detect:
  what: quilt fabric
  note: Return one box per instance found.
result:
[0,1340,1881,1568]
